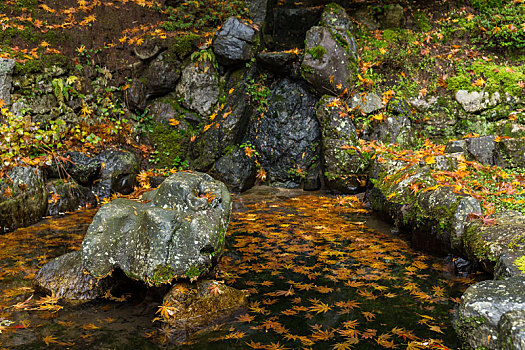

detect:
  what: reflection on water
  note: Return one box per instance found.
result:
[0,189,482,349]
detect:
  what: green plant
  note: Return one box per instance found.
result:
[190,48,218,70]
[307,45,327,60]
[246,74,270,114]
[470,5,525,50]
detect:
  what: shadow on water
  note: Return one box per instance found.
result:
[0,188,485,349]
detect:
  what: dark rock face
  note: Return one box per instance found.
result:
[81,172,232,285]
[496,138,525,168]
[124,79,148,111]
[370,98,414,146]
[213,17,259,66]
[46,179,97,216]
[46,151,102,186]
[33,251,114,303]
[93,149,139,199]
[248,79,319,187]
[190,67,257,171]
[456,279,525,349]
[246,0,268,24]
[210,147,256,193]
[142,53,181,97]
[271,7,323,49]
[316,95,366,193]
[0,166,47,233]
[161,279,248,338]
[256,52,298,75]
[466,135,497,166]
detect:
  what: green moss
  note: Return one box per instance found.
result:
[307,45,327,60]
[447,61,525,96]
[185,265,204,279]
[170,34,201,59]
[150,265,176,285]
[150,122,188,168]
[324,2,345,12]
[514,255,525,273]
[413,11,431,32]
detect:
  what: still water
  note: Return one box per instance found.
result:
[0,188,481,349]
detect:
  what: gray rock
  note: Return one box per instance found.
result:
[93,149,139,199]
[351,92,383,115]
[495,252,525,280]
[455,90,501,113]
[408,96,438,112]
[0,58,15,106]
[81,172,231,285]
[142,53,181,97]
[248,79,319,187]
[246,0,268,24]
[463,210,525,277]
[46,179,97,216]
[0,166,47,233]
[316,95,367,193]
[319,3,357,60]
[256,51,297,75]
[450,196,482,253]
[466,135,497,165]
[213,17,259,66]
[445,139,468,154]
[496,138,525,169]
[381,4,405,28]
[33,251,115,303]
[176,60,219,116]
[210,147,256,193]
[498,309,525,350]
[46,151,102,185]
[456,279,525,349]
[302,26,356,95]
[369,98,413,146]
[149,98,176,124]
[124,79,148,111]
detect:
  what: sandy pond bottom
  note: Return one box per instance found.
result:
[0,187,484,349]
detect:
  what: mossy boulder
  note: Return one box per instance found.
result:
[81,172,232,286]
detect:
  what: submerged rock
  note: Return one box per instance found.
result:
[0,166,47,233]
[456,279,525,349]
[46,179,97,216]
[81,172,231,285]
[34,251,114,303]
[161,280,248,333]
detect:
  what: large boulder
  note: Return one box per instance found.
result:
[463,211,525,278]
[248,78,320,187]
[0,58,15,106]
[301,4,357,95]
[316,96,367,193]
[33,251,115,303]
[456,279,525,349]
[46,179,97,216]
[176,59,219,116]
[142,53,181,97]
[212,17,259,66]
[160,280,248,334]
[81,172,232,285]
[93,149,139,199]
[0,166,47,233]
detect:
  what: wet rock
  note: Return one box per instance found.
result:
[190,66,256,171]
[46,179,97,216]
[271,7,322,49]
[463,210,525,277]
[213,17,259,66]
[465,135,497,165]
[93,149,139,199]
[302,25,356,95]
[256,51,297,75]
[319,3,357,60]
[495,252,525,280]
[455,90,500,113]
[246,0,268,23]
[0,166,47,233]
[248,78,319,187]
[210,147,256,193]
[351,92,383,115]
[456,279,525,349]
[370,98,414,146]
[46,151,102,186]
[161,280,248,336]
[0,58,15,105]
[176,60,219,116]
[316,95,366,193]
[124,79,148,111]
[142,53,181,97]
[496,138,525,169]
[33,251,114,303]
[81,172,232,285]
[498,309,525,349]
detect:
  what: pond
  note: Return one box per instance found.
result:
[0,188,483,349]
